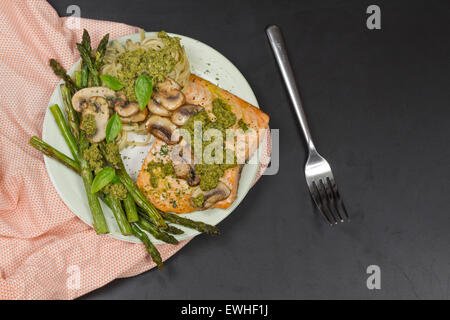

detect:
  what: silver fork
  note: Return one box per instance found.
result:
[266,25,349,225]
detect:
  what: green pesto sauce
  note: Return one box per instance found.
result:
[182,98,237,144]
[238,119,249,132]
[81,114,96,136]
[103,142,121,167]
[196,162,236,191]
[159,144,169,156]
[115,31,182,101]
[182,98,237,191]
[103,182,127,200]
[83,143,103,174]
[212,99,237,130]
[191,193,205,208]
[146,161,175,188]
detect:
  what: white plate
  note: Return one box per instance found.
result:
[43,32,263,244]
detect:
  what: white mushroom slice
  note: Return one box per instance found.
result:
[157,77,182,92]
[190,182,231,209]
[170,144,200,186]
[121,107,148,123]
[115,101,140,117]
[80,96,110,143]
[113,91,127,109]
[145,115,180,145]
[155,90,185,111]
[175,163,200,186]
[147,97,172,117]
[71,87,116,112]
[171,104,203,126]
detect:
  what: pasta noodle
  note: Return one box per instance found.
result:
[101,29,190,150]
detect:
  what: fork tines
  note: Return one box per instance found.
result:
[310,177,349,225]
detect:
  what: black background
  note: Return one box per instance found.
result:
[48,0,450,299]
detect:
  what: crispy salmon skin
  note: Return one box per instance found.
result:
[136,75,269,213]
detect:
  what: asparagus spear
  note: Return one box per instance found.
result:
[30,137,112,235]
[53,95,108,234]
[94,33,109,70]
[117,169,167,229]
[29,140,217,235]
[78,30,157,229]
[74,71,82,88]
[76,43,100,86]
[105,193,133,235]
[80,29,91,88]
[123,192,139,222]
[78,131,109,234]
[96,141,166,229]
[29,136,80,173]
[131,224,163,269]
[162,224,184,235]
[30,135,152,238]
[80,65,89,88]
[60,84,80,141]
[158,211,220,235]
[47,60,211,236]
[137,218,179,245]
[49,104,79,163]
[81,29,91,52]
[49,59,77,93]
[137,206,218,235]
[58,82,155,235]
[139,211,184,235]
[79,30,108,83]
[36,141,128,237]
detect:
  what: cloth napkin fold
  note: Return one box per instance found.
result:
[0,0,270,299]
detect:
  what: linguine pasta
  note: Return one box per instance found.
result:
[101,29,190,150]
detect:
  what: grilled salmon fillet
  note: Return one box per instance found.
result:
[136,75,269,213]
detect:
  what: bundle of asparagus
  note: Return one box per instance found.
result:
[30,30,219,269]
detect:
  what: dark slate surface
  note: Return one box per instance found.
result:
[48,0,450,299]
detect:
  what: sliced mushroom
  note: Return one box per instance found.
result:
[115,100,139,118]
[157,77,182,92]
[171,104,203,126]
[170,144,200,186]
[80,96,110,143]
[113,91,127,109]
[147,97,172,117]
[121,107,148,123]
[71,87,116,112]
[172,162,200,186]
[145,115,180,145]
[190,182,231,209]
[154,90,185,111]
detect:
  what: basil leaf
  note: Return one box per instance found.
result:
[91,167,116,194]
[135,74,153,110]
[100,74,124,90]
[106,113,122,143]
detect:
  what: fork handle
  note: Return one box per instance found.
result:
[266,25,315,151]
